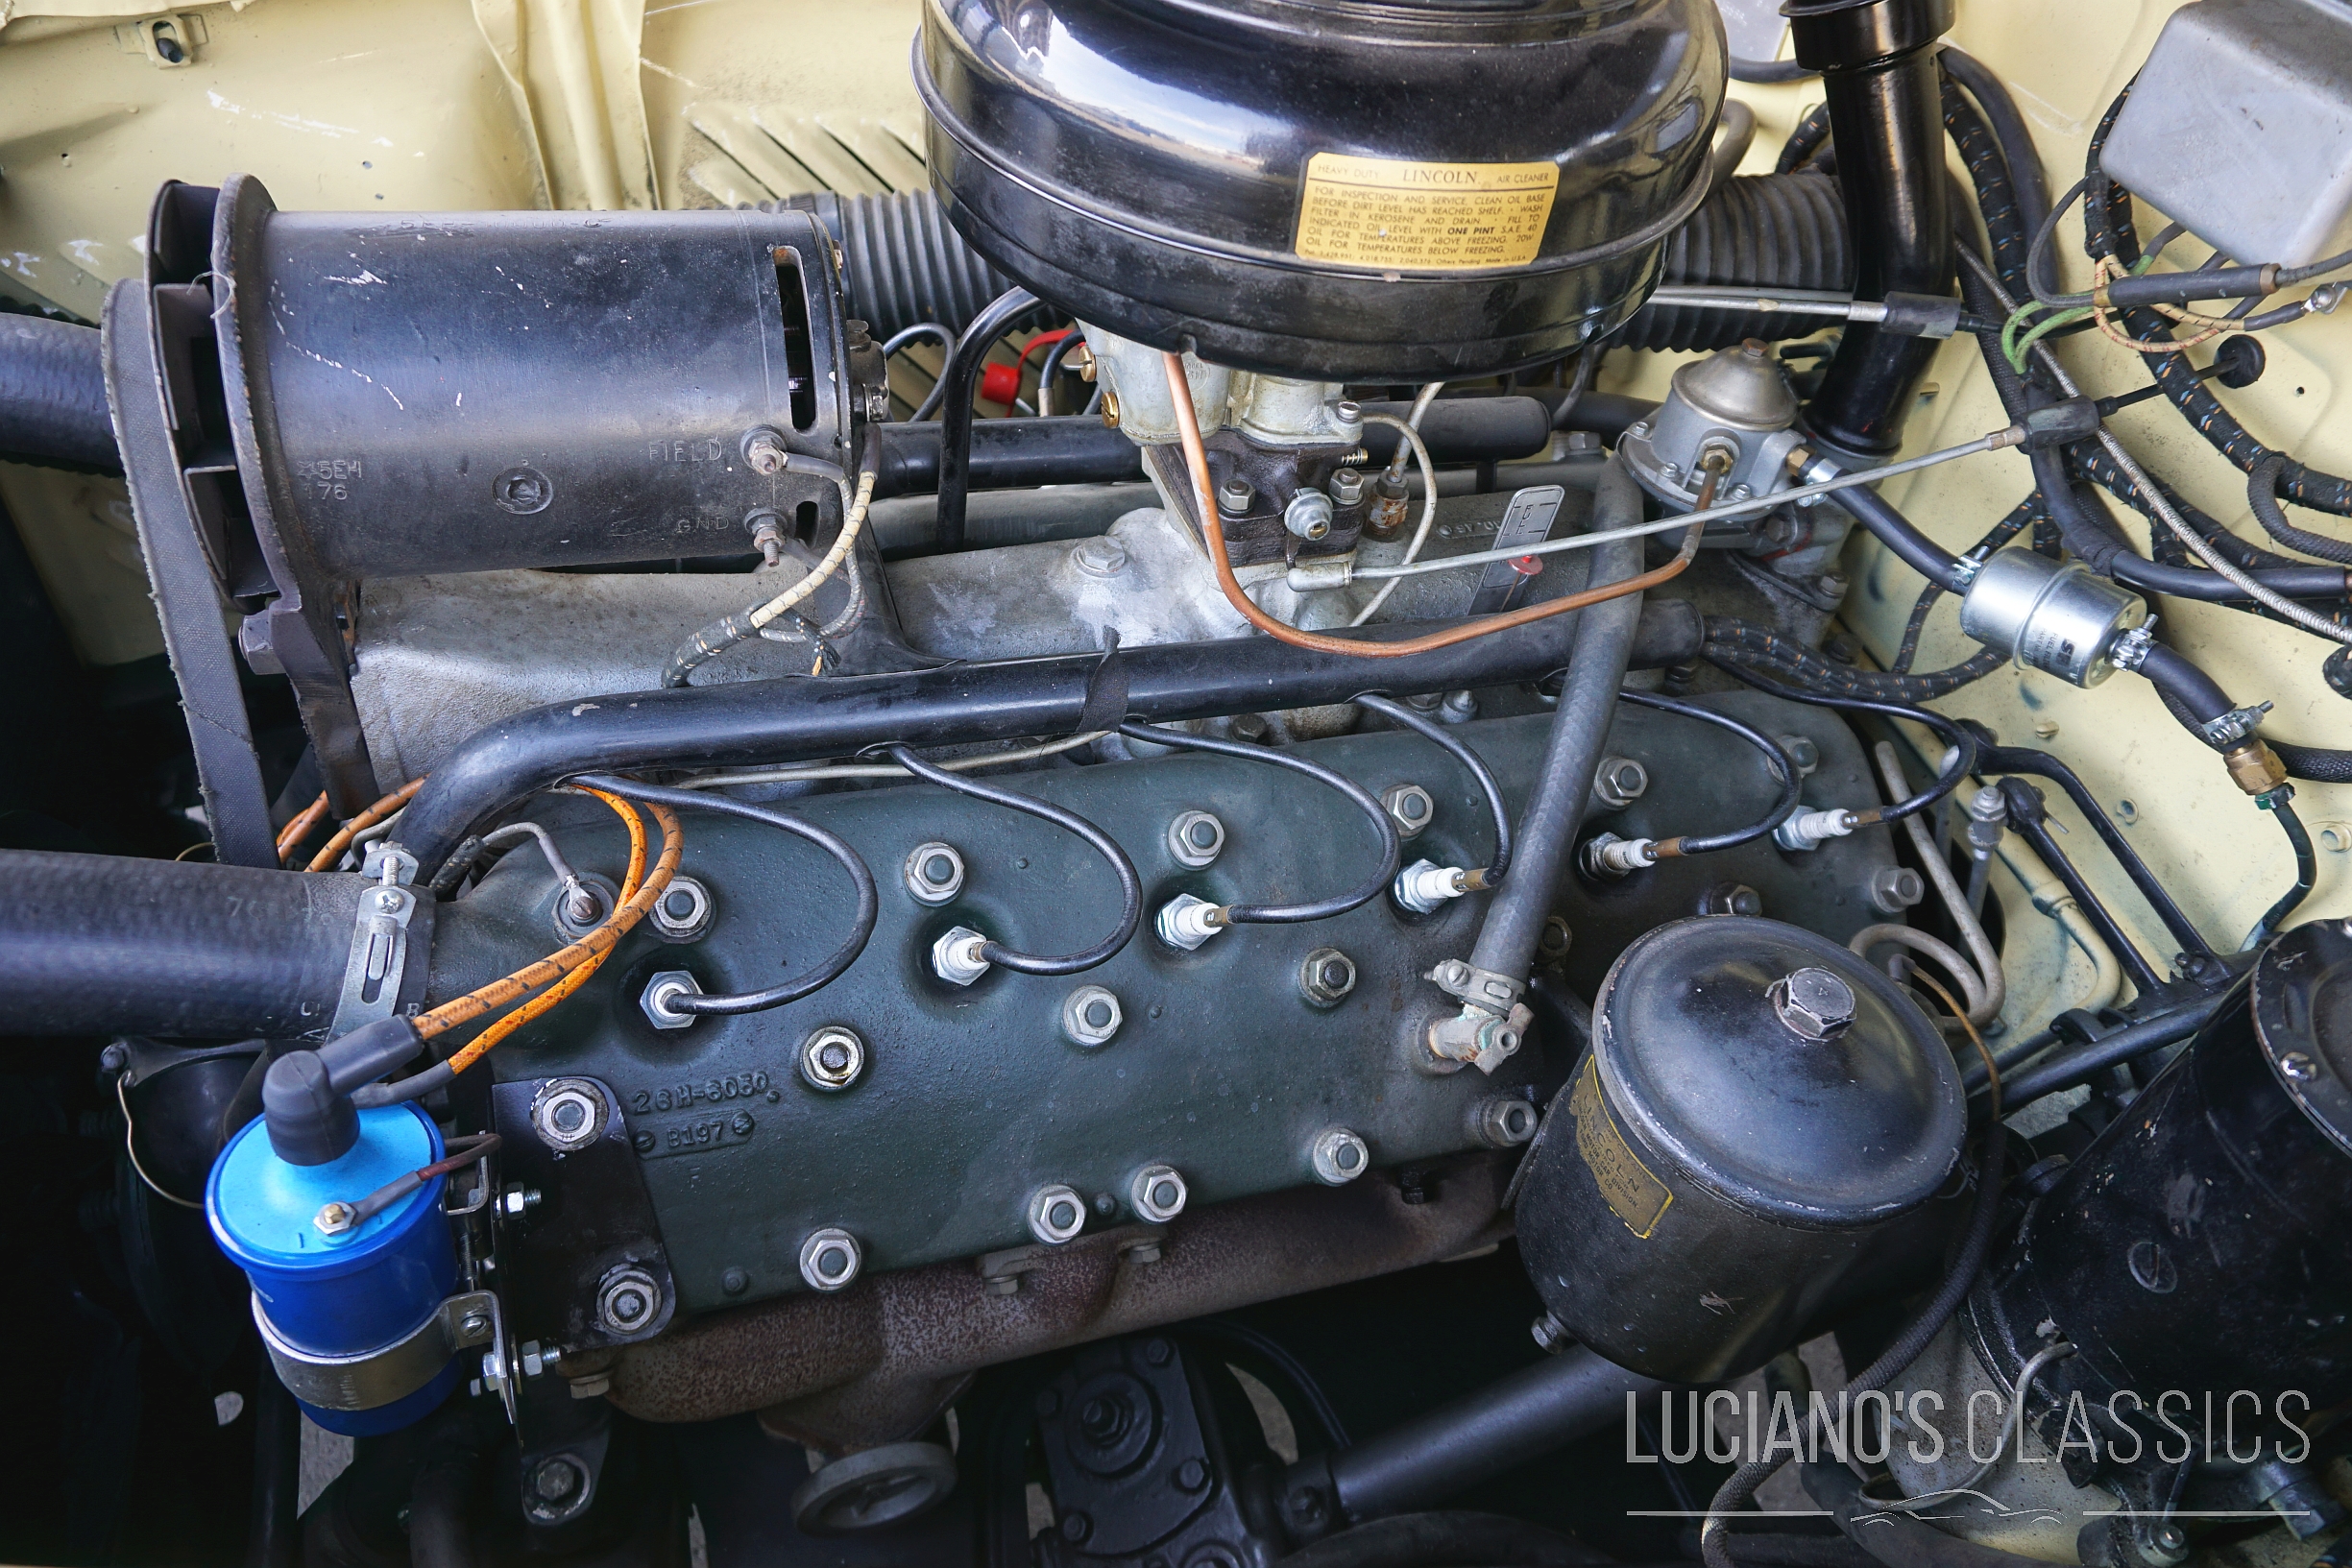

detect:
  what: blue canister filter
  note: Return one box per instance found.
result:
[207,1101,459,1435]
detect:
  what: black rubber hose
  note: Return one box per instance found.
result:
[2146,682,2352,784]
[1115,721,1399,922]
[1731,57,1816,84]
[573,774,879,1013]
[1353,695,1512,885]
[885,744,1141,974]
[2247,796,2317,947]
[2248,455,2352,567]
[0,851,366,1037]
[1836,484,1973,592]
[1612,172,1853,352]
[1467,458,1644,986]
[1614,690,1803,855]
[1993,992,2230,1106]
[0,315,120,473]
[776,190,1017,343]
[1938,46,2049,233]
[2132,643,2235,733]
[394,599,1705,881]
[935,286,1041,552]
[1941,74,2033,305]
[1776,103,1833,173]
[1312,1347,1661,1532]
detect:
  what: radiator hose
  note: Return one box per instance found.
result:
[1,315,119,473]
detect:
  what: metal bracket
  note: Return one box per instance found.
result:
[328,880,419,1038]
[1425,957,1523,1017]
[1467,485,1565,615]
[255,1289,498,1412]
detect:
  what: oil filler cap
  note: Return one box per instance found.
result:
[1595,917,1962,1226]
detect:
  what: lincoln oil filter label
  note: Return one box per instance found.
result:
[1294,153,1559,269]
[1571,1056,1673,1239]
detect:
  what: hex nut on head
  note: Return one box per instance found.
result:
[1027,1184,1088,1244]
[1167,809,1225,868]
[1592,756,1650,809]
[799,1228,862,1291]
[799,1026,866,1092]
[648,875,714,940]
[530,1078,609,1152]
[1473,1096,1540,1148]
[1310,1127,1370,1186]
[1128,1164,1187,1222]
[1869,865,1926,915]
[595,1265,662,1336]
[1062,985,1123,1047]
[1299,948,1357,1006]
[1772,967,1856,1041]
[932,926,992,986]
[1381,784,1435,840]
[641,971,703,1031]
[904,842,966,906]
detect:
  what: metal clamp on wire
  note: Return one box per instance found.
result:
[1422,957,1532,1076]
[329,845,423,1039]
[253,1288,500,1416]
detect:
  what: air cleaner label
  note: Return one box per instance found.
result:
[1294,153,1558,270]
[1570,1056,1672,1239]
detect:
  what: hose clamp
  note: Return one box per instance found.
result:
[2199,700,2274,750]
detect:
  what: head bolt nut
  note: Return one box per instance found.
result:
[1216,475,1256,517]
[1299,948,1357,1006]
[1473,1096,1540,1147]
[1026,1184,1088,1244]
[1310,1127,1370,1185]
[1061,985,1123,1047]
[648,875,714,940]
[530,1078,609,1151]
[1869,865,1927,914]
[1167,809,1225,868]
[1381,783,1435,839]
[1592,756,1650,809]
[1128,1163,1187,1222]
[1330,468,1367,506]
[1771,966,1857,1040]
[595,1264,662,1335]
[640,971,703,1031]
[798,1026,866,1092]
[932,926,992,986]
[1071,534,1128,577]
[904,842,966,906]
[798,1227,862,1291]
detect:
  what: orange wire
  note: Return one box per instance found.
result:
[277,791,330,865]
[304,779,425,873]
[1160,351,1696,659]
[439,787,653,1073]
[415,795,683,1045]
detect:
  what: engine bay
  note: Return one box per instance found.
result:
[1,1,2348,1565]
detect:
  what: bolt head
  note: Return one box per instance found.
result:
[648,876,712,940]
[1027,1183,1088,1244]
[799,1027,867,1091]
[1167,810,1225,868]
[904,841,966,906]
[2279,1050,2319,1082]
[1300,947,1357,1006]
[1773,967,1856,1040]
[1072,535,1128,577]
[1870,865,1926,914]
[799,1227,862,1291]
[1061,985,1123,1047]
[1129,1164,1187,1221]
[1174,1457,1211,1493]
[640,971,703,1031]
[1381,783,1435,839]
[1311,1127,1370,1185]
[533,1457,583,1503]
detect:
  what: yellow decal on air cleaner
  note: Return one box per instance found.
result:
[1294,152,1559,270]
[1570,1055,1673,1239]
